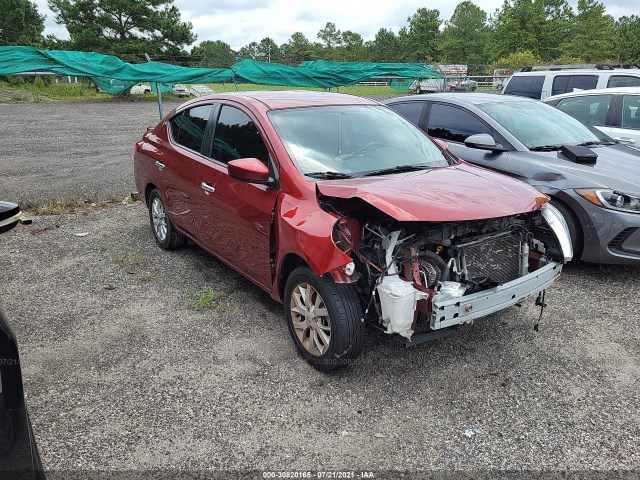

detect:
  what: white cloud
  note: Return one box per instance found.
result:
[33,0,637,51]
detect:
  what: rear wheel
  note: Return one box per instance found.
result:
[284,266,364,371]
[148,189,186,250]
[551,199,583,260]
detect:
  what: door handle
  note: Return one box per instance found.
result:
[614,137,636,144]
[154,160,165,170]
[200,182,215,193]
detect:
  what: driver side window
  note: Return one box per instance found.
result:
[424,104,493,143]
[209,106,270,165]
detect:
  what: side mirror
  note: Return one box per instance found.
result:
[228,158,271,184]
[0,201,21,234]
[465,133,507,152]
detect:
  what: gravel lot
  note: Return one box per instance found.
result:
[0,102,639,477]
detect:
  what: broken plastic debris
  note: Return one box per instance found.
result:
[73,232,89,237]
[463,428,483,438]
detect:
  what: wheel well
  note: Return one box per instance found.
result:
[550,195,584,259]
[278,253,308,300]
[144,183,157,206]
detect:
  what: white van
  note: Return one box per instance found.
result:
[502,68,640,99]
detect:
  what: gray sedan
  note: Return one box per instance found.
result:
[385,93,640,265]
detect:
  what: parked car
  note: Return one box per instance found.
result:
[0,201,45,479]
[543,87,640,146]
[385,93,640,265]
[502,68,640,99]
[130,83,151,94]
[134,91,571,370]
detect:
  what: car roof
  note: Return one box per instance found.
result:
[544,86,640,101]
[511,69,640,76]
[385,92,537,107]
[182,90,378,110]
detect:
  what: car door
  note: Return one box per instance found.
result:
[420,102,509,171]
[159,103,214,236]
[192,103,278,289]
[609,94,640,146]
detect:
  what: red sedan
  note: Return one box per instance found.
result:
[134,91,572,371]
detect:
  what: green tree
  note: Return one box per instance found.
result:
[283,32,314,65]
[316,21,343,59]
[237,41,260,60]
[257,37,283,63]
[561,0,617,62]
[492,49,540,69]
[48,0,196,55]
[490,0,544,60]
[369,28,401,62]
[404,7,442,61]
[337,31,365,61]
[0,0,45,46]
[538,0,574,61]
[616,15,640,64]
[190,40,235,68]
[441,1,490,72]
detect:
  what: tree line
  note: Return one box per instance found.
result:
[1,0,639,73]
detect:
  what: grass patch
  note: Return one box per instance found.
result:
[208,82,404,96]
[183,288,230,314]
[103,246,146,269]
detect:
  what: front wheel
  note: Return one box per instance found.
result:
[148,189,186,250]
[284,267,364,371]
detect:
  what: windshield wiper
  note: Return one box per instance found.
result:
[529,144,563,151]
[359,164,432,177]
[576,140,615,146]
[305,171,355,179]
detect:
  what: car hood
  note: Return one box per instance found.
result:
[316,163,547,222]
[530,144,640,194]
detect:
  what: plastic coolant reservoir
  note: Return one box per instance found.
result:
[377,275,429,339]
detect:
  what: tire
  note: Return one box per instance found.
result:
[148,189,186,250]
[551,199,583,261]
[284,266,364,372]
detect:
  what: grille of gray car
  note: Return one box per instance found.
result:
[463,233,522,285]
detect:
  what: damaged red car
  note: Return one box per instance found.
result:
[134,91,572,371]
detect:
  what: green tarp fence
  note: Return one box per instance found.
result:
[0,46,443,93]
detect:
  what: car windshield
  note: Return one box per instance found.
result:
[268,105,450,178]
[477,100,611,150]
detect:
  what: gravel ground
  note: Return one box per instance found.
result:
[0,102,639,477]
[0,101,181,204]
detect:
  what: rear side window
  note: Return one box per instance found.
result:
[503,75,544,99]
[555,94,612,126]
[169,105,213,152]
[210,105,270,164]
[425,103,493,143]
[608,75,640,88]
[388,102,424,124]
[622,95,640,129]
[551,75,598,96]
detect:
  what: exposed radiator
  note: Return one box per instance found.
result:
[461,232,522,285]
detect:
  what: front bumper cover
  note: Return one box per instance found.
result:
[430,261,563,330]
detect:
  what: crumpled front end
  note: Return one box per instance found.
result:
[320,193,572,341]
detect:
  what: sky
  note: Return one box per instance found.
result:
[34,0,637,51]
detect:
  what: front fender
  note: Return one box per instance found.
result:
[273,193,352,292]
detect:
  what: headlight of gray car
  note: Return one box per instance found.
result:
[576,189,640,214]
